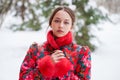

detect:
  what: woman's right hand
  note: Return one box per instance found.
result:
[51,50,65,63]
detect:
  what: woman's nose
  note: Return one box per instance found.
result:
[59,22,64,28]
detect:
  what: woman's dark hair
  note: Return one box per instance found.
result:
[49,6,75,28]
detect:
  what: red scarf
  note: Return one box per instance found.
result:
[47,30,73,49]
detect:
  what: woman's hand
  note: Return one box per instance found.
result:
[51,50,65,63]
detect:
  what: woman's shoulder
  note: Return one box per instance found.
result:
[80,46,91,56]
[29,41,47,50]
[72,43,91,55]
[72,43,82,50]
[26,42,47,56]
[27,42,39,53]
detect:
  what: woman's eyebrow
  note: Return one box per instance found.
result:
[54,17,60,20]
[54,17,70,21]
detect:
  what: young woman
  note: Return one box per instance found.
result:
[19,6,91,80]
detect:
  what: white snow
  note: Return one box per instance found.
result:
[91,14,120,80]
[0,8,120,80]
[0,30,46,80]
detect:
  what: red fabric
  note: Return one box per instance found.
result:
[47,30,73,49]
[38,56,73,77]
[37,55,55,77]
[54,58,73,77]
[37,31,73,77]
[19,30,91,80]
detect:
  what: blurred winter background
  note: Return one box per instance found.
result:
[0,0,120,80]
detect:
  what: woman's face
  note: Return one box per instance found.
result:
[50,10,72,37]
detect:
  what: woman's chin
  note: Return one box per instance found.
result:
[55,34,67,37]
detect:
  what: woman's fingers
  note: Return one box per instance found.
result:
[53,50,63,54]
[53,56,65,63]
[55,52,64,57]
[51,50,65,63]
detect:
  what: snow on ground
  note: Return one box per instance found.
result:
[0,30,46,80]
[0,14,120,80]
[91,14,120,80]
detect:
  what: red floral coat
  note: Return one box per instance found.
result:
[19,31,91,80]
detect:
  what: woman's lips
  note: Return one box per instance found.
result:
[57,30,64,33]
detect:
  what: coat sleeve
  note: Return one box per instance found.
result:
[75,46,91,80]
[19,43,55,80]
[19,43,41,80]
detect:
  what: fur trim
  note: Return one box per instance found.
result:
[54,58,73,77]
[37,55,55,77]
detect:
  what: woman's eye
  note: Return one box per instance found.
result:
[54,20,60,23]
[64,22,69,24]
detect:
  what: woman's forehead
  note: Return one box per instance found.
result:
[53,10,72,21]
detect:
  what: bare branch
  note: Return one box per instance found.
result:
[0,0,12,28]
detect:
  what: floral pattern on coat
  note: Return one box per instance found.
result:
[19,42,91,80]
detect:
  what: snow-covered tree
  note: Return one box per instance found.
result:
[72,0,107,51]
